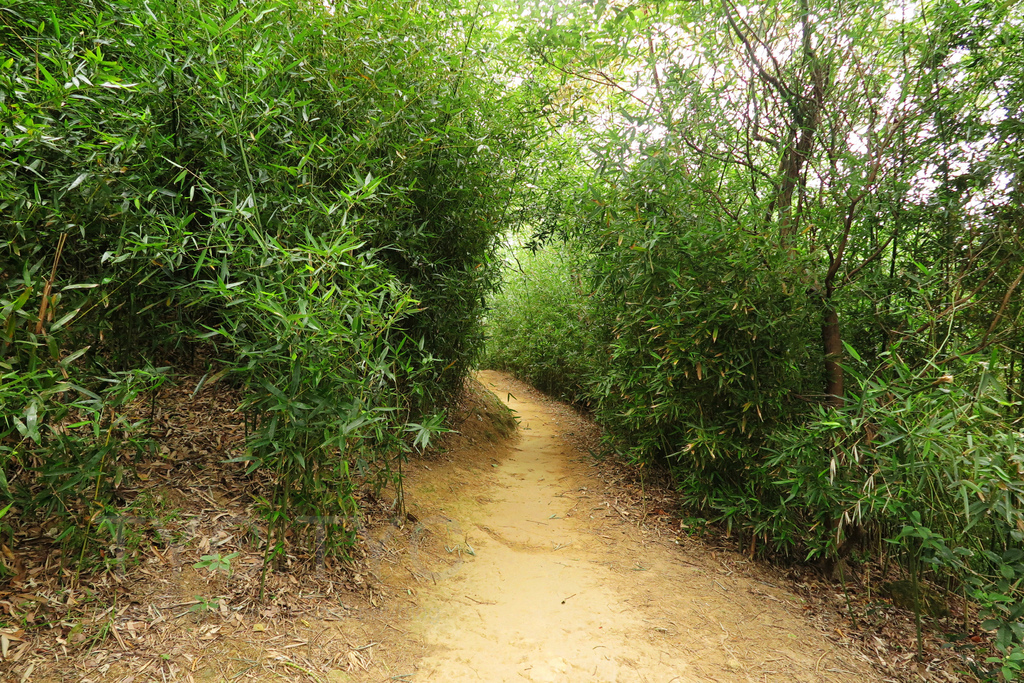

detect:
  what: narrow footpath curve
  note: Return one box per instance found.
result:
[378,371,882,682]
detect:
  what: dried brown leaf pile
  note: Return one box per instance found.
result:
[0,375,402,683]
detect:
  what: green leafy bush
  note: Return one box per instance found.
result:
[1,0,530,569]
[482,245,593,403]
[586,211,818,479]
[492,161,1024,676]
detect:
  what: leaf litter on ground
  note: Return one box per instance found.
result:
[0,372,989,682]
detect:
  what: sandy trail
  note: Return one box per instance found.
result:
[381,371,881,682]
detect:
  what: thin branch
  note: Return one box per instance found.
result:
[537,50,654,110]
[36,233,68,336]
[674,133,776,184]
[720,0,796,104]
[823,192,866,295]
[720,0,801,102]
[837,233,895,288]
[977,265,1024,351]
[911,247,1004,332]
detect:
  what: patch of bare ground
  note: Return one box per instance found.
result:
[0,371,984,682]
[472,372,982,683]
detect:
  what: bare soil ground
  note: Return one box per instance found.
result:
[0,371,977,682]
[377,370,882,682]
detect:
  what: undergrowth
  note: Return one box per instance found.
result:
[486,232,1024,679]
[1,0,533,580]
[482,245,592,404]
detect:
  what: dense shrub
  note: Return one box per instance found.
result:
[482,246,593,403]
[1,0,529,567]
[488,157,1024,675]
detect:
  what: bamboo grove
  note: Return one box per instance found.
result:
[1,0,535,580]
[4,0,1024,677]
[484,0,1024,677]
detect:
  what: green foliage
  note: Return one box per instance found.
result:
[1,0,532,573]
[4,0,1024,672]
[482,245,593,403]
[503,0,1024,675]
[584,172,818,475]
[975,548,1024,681]
[194,552,240,578]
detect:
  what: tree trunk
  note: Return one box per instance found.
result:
[822,306,843,407]
[775,120,818,242]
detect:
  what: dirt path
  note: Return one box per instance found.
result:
[375,371,882,682]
